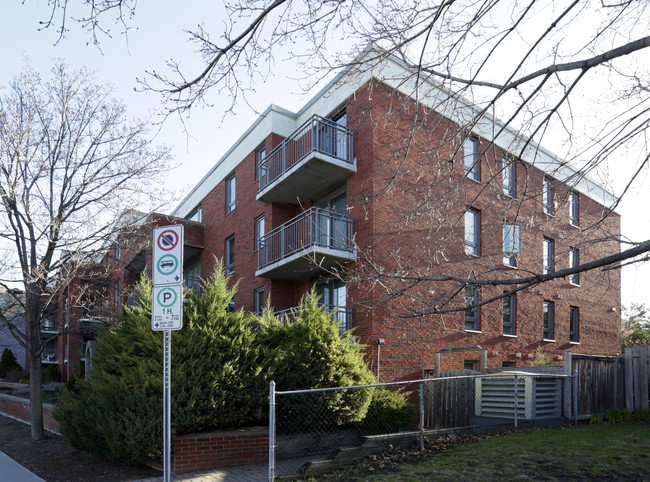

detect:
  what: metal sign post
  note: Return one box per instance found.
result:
[152,225,184,482]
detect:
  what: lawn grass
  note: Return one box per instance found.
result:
[320,423,650,481]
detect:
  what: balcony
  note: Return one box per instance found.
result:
[257,115,355,205]
[41,352,58,364]
[275,305,353,335]
[256,207,356,280]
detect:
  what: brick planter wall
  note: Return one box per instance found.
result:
[0,392,59,434]
[167,427,269,474]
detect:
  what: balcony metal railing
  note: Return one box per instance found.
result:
[257,207,354,270]
[258,115,354,193]
[42,352,58,363]
[274,305,353,335]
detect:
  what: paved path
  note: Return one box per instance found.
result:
[131,456,317,481]
[0,448,316,482]
[0,450,46,482]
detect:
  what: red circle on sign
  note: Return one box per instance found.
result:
[157,230,179,251]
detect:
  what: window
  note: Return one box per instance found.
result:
[569,191,579,226]
[464,136,480,181]
[226,173,236,213]
[187,205,202,222]
[543,176,554,215]
[464,208,480,256]
[543,238,555,274]
[464,360,479,371]
[254,288,265,315]
[114,280,121,308]
[569,248,580,285]
[225,236,235,276]
[570,306,579,342]
[503,158,516,197]
[543,300,554,340]
[502,361,516,368]
[503,293,516,335]
[254,215,265,252]
[255,145,266,181]
[464,284,480,331]
[503,222,522,267]
[114,243,121,263]
[227,300,235,313]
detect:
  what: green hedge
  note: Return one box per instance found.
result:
[56,263,375,461]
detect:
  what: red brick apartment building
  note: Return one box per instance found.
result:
[53,48,621,382]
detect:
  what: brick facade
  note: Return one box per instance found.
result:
[55,50,621,384]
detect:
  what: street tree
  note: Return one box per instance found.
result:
[0,60,171,440]
[31,1,650,314]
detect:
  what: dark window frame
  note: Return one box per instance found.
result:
[464,136,480,181]
[543,300,555,340]
[464,208,481,256]
[225,235,235,276]
[543,237,555,274]
[464,284,480,331]
[503,292,516,335]
[570,306,579,342]
[226,173,236,214]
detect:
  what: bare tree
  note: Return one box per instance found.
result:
[32,1,650,311]
[0,60,171,440]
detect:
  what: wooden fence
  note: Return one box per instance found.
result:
[564,347,650,418]
[422,347,650,427]
[422,369,477,428]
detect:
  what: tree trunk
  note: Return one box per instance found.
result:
[28,351,45,440]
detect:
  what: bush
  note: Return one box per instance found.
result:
[0,348,20,378]
[357,387,417,434]
[260,290,375,432]
[589,413,604,424]
[605,409,633,423]
[56,263,267,462]
[633,407,650,422]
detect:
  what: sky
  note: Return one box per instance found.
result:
[2,1,648,308]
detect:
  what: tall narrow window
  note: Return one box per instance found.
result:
[114,243,121,264]
[464,208,480,256]
[503,293,516,335]
[254,215,265,252]
[503,222,522,267]
[255,145,266,181]
[543,238,555,274]
[114,280,121,308]
[226,173,236,213]
[464,284,480,331]
[543,300,555,340]
[503,159,516,197]
[225,235,235,275]
[543,176,554,215]
[569,191,579,226]
[569,247,580,285]
[464,136,480,181]
[254,287,265,315]
[569,306,579,342]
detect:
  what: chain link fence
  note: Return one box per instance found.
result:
[268,371,577,480]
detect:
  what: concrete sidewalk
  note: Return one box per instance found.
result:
[0,450,46,482]
[131,456,318,481]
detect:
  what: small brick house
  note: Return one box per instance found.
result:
[54,47,621,383]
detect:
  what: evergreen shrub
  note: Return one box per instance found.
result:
[0,348,20,378]
[56,263,266,461]
[357,387,416,434]
[260,291,375,432]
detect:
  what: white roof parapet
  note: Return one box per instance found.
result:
[173,46,617,218]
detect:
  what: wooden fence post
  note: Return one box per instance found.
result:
[563,350,573,417]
